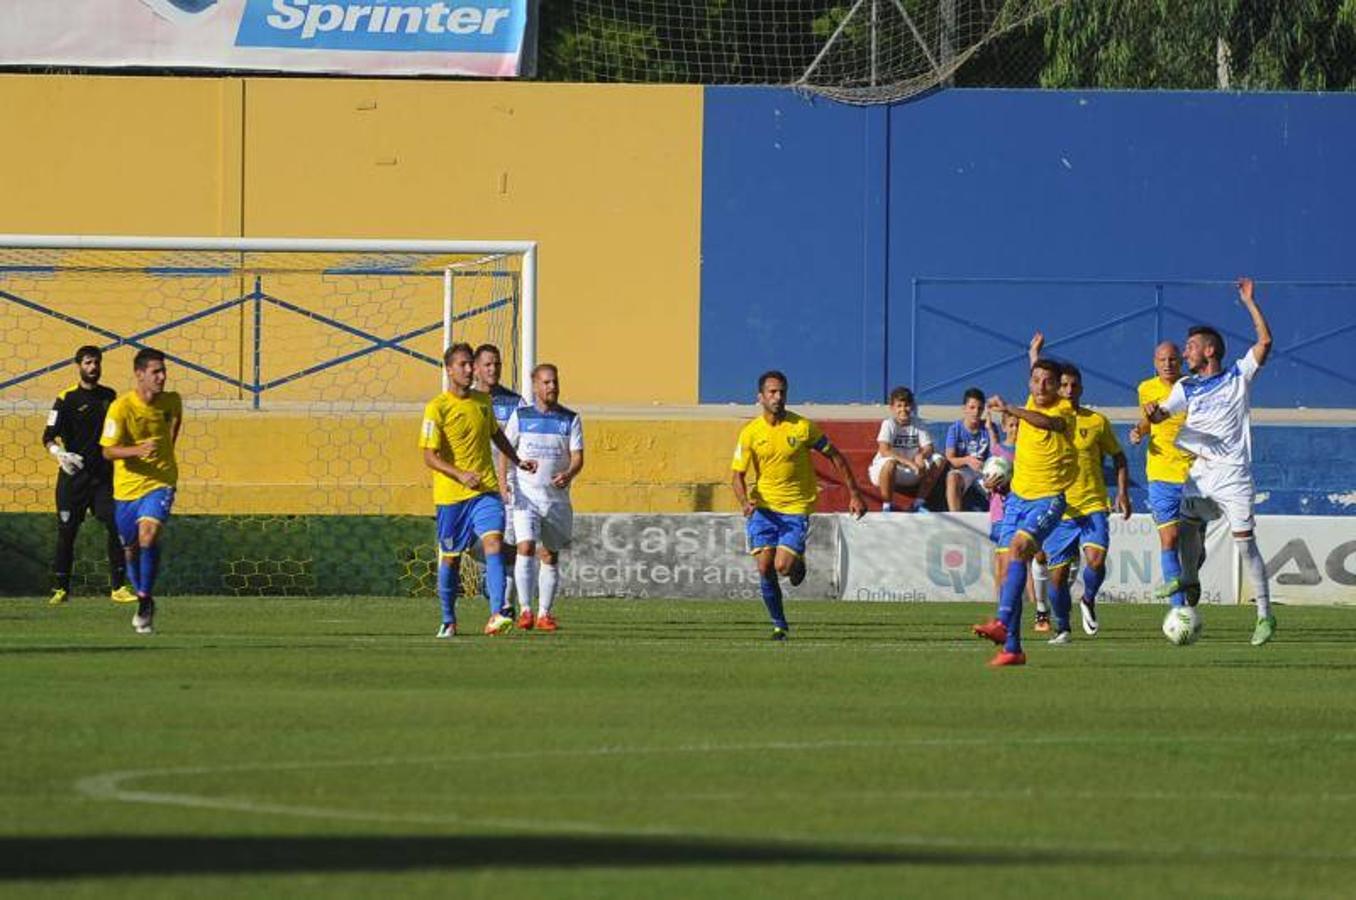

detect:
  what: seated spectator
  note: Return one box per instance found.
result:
[945,387,994,512]
[986,409,1016,544]
[869,386,945,512]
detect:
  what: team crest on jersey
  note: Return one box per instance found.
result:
[787,436,799,448]
[1080,428,1088,438]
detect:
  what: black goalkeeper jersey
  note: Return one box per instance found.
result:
[42,383,116,483]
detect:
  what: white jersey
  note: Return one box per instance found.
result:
[871,418,933,465]
[504,404,584,507]
[1163,351,1260,468]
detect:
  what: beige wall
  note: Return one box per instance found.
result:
[0,75,702,405]
[0,74,718,516]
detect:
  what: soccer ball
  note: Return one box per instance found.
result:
[1161,606,1203,645]
[981,455,1012,485]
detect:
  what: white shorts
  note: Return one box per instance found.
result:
[512,502,574,552]
[868,456,922,489]
[949,465,988,496]
[1183,461,1255,533]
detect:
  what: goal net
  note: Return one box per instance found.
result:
[551,0,1069,103]
[0,236,535,598]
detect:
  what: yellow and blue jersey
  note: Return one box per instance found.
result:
[731,412,830,516]
[1010,395,1076,500]
[99,391,182,502]
[1063,408,1122,517]
[419,390,500,506]
[1137,376,1192,484]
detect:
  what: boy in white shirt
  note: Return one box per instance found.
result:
[869,386,946,512]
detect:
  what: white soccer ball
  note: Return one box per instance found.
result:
[981,455,1012,485]
[1161,606,1203,646]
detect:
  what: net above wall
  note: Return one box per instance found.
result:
[552,0,1069,103]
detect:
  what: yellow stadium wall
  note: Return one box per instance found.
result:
[0,74,702,405]
[0,74,722,516]
[0,412,743,515]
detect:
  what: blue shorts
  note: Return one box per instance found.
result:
[988,521,1003,545]
[436,493,506,558]
[1148,480,1185,527]
[1042,511,1111,568]
[746,508,809,557]
[996,493,1067,551]
[114,487,175,547]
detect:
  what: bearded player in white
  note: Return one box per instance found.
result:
[499,364,584,632]
[1144,277,1275,646]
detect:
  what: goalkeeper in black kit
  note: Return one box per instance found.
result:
[41,346,130,605]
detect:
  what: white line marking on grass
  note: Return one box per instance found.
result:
[77,732,1356,805]
[74,735,1356,864]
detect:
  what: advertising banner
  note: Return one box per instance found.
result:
[838,512,1235,604]
[559,513,839,601]
[0,0,531,77]
[1255,516,1356,605]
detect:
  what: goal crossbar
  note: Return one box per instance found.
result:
[0,234,538,396]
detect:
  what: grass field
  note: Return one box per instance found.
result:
[2,595,1354,898]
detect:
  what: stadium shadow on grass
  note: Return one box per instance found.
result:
[0,645,169,656]
[0,836,1077,878]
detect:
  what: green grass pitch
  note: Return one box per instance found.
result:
[1,596,1353,898]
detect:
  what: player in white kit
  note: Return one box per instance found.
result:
[1144,277,1276,645]
[500,363,584,632]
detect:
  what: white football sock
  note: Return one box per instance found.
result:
[1237,536,1271,618]
[514,554,537,614]
[539,562,559,616]
[1032,560,1050,613]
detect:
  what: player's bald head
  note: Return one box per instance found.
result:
[1154,340,1183,381]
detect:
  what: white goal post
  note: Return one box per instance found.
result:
[0,234,538,393]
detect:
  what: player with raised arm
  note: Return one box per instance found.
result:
[98,348,182,635]
[499,364,583,632]
[731,370,865,640]
[42,345,129,605]
[1040,360,1132,643]
[473,343,528,619]
[1129,341,1196,608]
[1144,278,1276,645]
[973,356,1076,666]
[420,343,536,638]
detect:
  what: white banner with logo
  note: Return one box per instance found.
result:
[1255,516,1356,605]
[559,513,839,602]
[0,0,530,77]
[838,512,1235,604]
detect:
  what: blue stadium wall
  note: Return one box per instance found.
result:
[700,88,1356,409]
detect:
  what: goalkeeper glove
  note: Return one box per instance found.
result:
[49,445,84,476]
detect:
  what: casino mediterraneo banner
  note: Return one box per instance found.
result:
[0,0,531,77]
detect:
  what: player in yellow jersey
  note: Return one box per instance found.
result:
[973,356,1075,666]
[99,348,182,635]
[1129,341,1195,608]
[419,342,536,638]
[1040,362,1131,643]
[731,370,865,640]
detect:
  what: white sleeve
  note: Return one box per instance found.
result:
[1236,351,1261,383]
[504,409,520,446]
[1162,381,1188,416]
[876,419,894,444]
[569,414,584,452]
[917,426,933,449]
